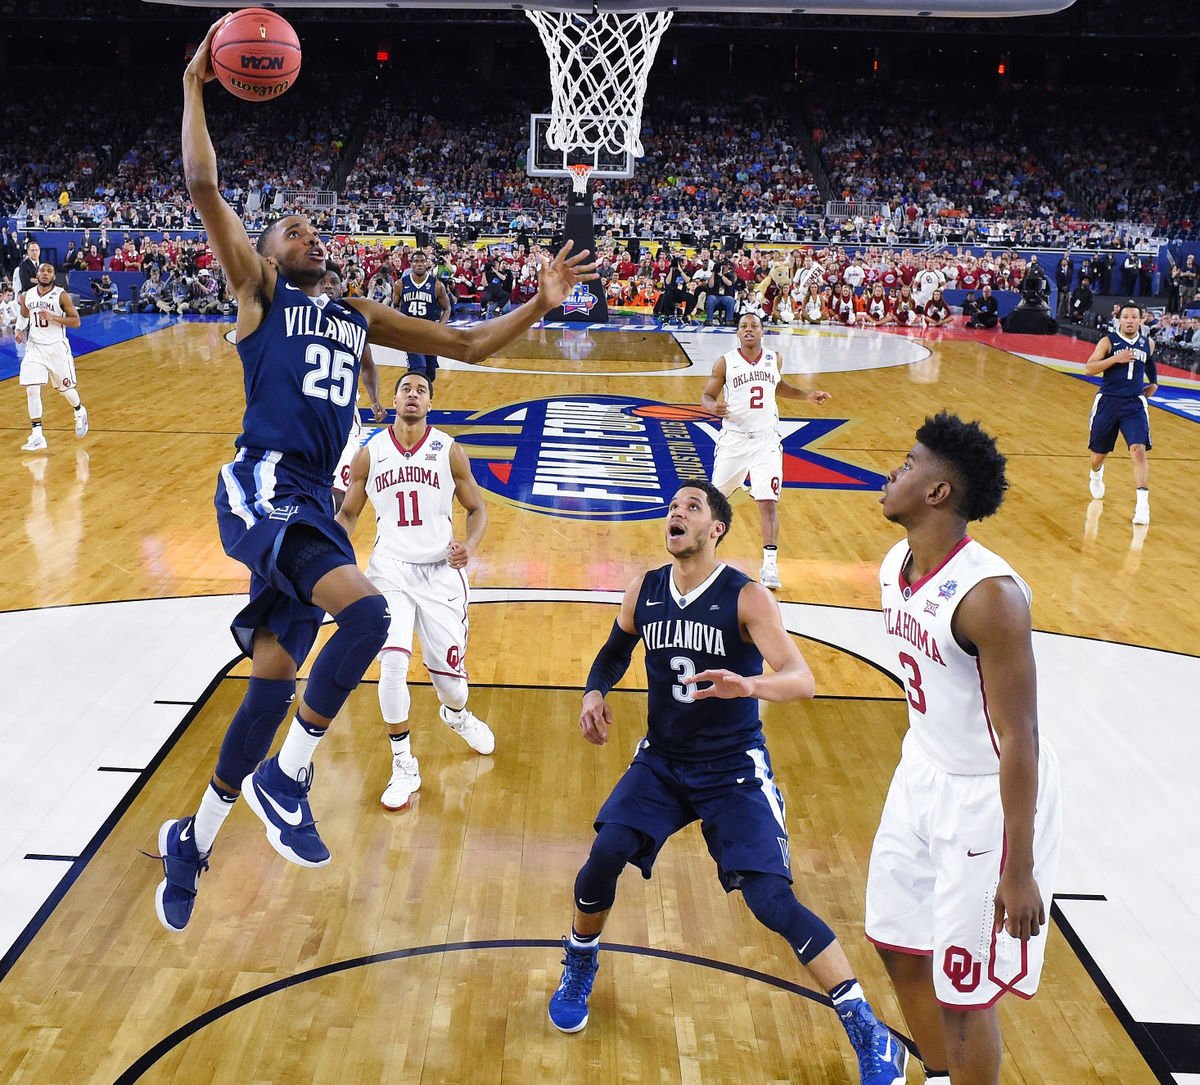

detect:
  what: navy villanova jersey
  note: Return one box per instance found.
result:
[634,563,764,761]
[235,279,369,479]
[398,271,440,321]
[1099,330,1157,398]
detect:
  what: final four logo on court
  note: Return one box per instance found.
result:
[560,282,598,316]
[392,395,887,522]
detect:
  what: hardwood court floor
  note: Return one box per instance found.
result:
[1,317,1197,1084]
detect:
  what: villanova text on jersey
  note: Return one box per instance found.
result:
[1099,330,1156,398]
[236,282,369,479]
[399,272,440,321]
[635,563,765,762]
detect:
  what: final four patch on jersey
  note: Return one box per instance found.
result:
[938,579,959,599]
[418,395,887,521]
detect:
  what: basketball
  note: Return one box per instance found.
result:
[210,8,301,102]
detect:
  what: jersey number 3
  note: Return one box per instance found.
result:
[898,652,927,714]
[302,344,355,406]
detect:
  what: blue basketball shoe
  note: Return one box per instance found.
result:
[241,756,331,867]
[154,816,210,932]
[837,996,909,1085]
[548,937,600,1033]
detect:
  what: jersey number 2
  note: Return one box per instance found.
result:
[302,344,355,406]
[898,652,927,714]
[749,386,764,409]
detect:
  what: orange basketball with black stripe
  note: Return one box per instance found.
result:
[211,8,301,102]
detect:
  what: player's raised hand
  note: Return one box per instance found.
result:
[579,690,612,746]
[685,669,757,700]
[184,16,227,84]
[537,241,599,309]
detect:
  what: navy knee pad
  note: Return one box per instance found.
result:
[573,823,645,914]
[215,676,296,787]
[303,594,390,719]
[740,873,835,965]
[276,525,353,605]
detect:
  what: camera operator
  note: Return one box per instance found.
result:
[91,272,121,312]
[704,258,738,326]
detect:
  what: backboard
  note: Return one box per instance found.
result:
[527,114,635,181]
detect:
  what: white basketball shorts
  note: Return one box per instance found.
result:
[20,342,77,390]
[711,430,782,502]
[366,554,470,680]
[865,739,1062,1008]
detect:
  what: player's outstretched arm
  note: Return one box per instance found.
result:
[347,242,597,364]
[778,381,830,405]
[579,574,643,746]
[182,17,270,302]
[688,583,815,703]
[334,447,371,538]
[955,576,1044,941]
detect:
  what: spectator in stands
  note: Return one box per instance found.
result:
[705,259,738,326]
[192,268,221,314]
[1055,256,1074,320]
[0,285,19,333]
[138,266,167,312]
[923,287,954,328]
[91,273,121,312]
[480,256,515,318]
[1069,276,1094,324]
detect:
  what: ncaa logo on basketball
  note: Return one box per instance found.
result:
[426,395,887,522]
[560,282,598,316]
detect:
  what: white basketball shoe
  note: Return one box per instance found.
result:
[440,704,495,755]
[381,752,422,810]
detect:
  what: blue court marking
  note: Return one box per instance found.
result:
[112,937,886,1084]
[0,312,224,382]
[1072,373,1200,426]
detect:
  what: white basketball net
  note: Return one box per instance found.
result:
[525,9,674,161]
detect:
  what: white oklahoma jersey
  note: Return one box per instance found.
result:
[362,423,470,679]
[710,347,784,501]
[721,347,780,437]
[20,285,77,390]
[879,534,1031,774]
[867,534,1062,1009]
[363,424,455,565]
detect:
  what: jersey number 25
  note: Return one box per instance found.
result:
[302,344,355,406]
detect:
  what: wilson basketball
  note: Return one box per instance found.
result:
[210,8,301,102]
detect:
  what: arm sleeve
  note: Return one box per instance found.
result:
[585,620,641,698]
[1145,355,1158,386]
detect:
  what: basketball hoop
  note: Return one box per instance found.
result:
[565,162,594,196]
[525,9,674,161]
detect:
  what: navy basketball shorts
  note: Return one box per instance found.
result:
[214,448,358,665]
[405,353,439,377]
[1088,393,1151,454]
[594,742,794,891]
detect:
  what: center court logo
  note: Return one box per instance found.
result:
[415,395,887,521]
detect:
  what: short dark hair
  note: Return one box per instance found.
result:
[255,215,293,254]
[676,480,733,546]
[394,369,433,398]
[1119,300,1141,317]
[916,411,1008,522]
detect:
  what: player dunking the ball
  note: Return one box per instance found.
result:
[548,480,908,1085]
[700,312,830,589]
[868,413,1062,1085]
[336,370,494,810]
[152,16,594,932]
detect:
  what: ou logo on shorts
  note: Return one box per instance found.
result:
[943,945,981,992]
